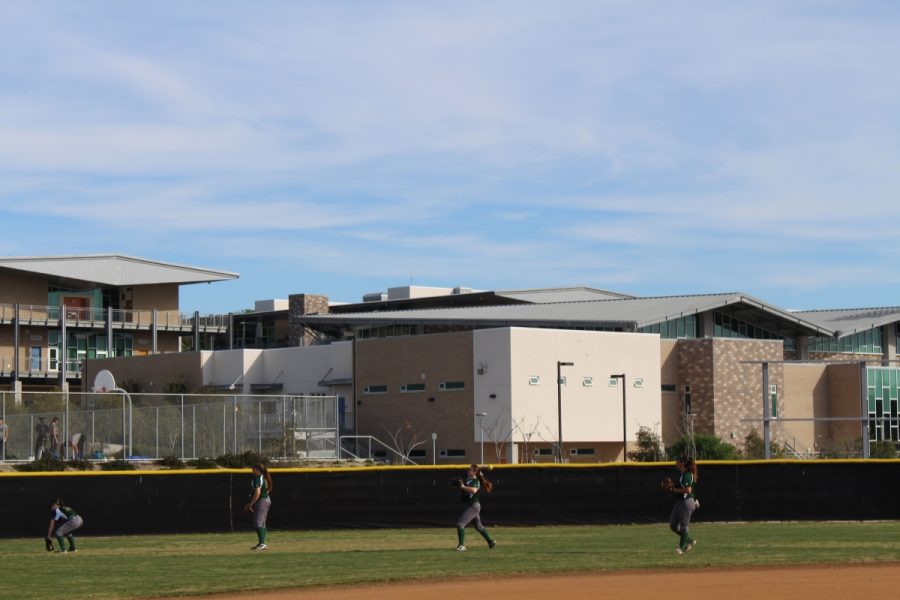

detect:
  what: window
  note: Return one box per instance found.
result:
[769,384,778,419]
[363,385,388,394]
[400,383,425,393]
[408,449,427,459]
[712,311,786,344]
[569,448,596,456]
[439,381,465,391]
[372,450,388,459]
[608,378,620,387]
[661,384,676,393]
[810,327,883,355]
[439,449,466,457]
[684,385,692,415]
[528,376,540,385]
[633,378,645,388]
[533,448,553,456]
[557,376,567,385]
[582,376,593,387]
[638,315,697,339]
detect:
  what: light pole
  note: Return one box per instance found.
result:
[557,361,574,463]
[476,412,487,464]
[610,373,626,462]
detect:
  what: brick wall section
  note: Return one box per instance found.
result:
[712,339,784,445]
[677,339,715,435]
[288,294,329,346]
[677,338,785,448]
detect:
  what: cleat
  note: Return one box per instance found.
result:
[675,547,683,555]
[488,540,496,549]
[254,543,268,551]
[455,545,467,551]
[685,540,696,552]
[250,544,260,550]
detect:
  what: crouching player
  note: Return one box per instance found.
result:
[47,499,83,553]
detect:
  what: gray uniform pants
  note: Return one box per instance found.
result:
[457,502,485,532]
[669,497,698,534]
[56,515,83,537]
[253,497,271,528]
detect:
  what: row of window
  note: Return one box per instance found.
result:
[810,327,882,355]
[362,381,466,394]
[639,315,697,339]
[865,368,900,443]
[356,324,420,339]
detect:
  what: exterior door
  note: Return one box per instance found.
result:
[30,346,41,371]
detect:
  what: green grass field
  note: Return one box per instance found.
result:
[5,522,900,599]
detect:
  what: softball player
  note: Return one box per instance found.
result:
[47,499,83,553]
[667,457,699,554]
[454,464,496,551]
[245,463,273,551]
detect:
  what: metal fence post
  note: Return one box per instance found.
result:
[180,394,185,459]
[232,395,238,454]
[155,406,159,459]
[192,404,196,459]
[258,398,262,454]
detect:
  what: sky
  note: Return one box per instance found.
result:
[2,1,900,314]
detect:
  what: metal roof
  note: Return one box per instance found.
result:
[791,307,900,337]
[299,292,835,336]
[495,286,635,303]
[0,254,238,286]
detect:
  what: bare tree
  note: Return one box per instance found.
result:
[511,415,544,463]
[382,421,426,465]
[482,414,512,463]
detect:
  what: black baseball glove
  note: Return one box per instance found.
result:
[45,537,54,552]
[660,477,674,492]
[448,478,463,489]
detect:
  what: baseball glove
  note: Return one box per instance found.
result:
[448,478,463,489]
[45,537,54,552]
[660,477,674,492]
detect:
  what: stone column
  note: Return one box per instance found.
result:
[288,294,330,346]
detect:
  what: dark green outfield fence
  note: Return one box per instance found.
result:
[2,461,899,538]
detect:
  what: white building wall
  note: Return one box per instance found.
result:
[201,341,352,395]
[474,327,661,445]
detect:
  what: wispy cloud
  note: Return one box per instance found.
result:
[1,1,899,312]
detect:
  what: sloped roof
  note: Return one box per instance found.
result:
[495,286,634,303]
[0,254,238,286]
[792,307,900,337]
[300,292,834,336]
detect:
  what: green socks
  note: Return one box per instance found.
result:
[457,527,465,546]
[257,527,267,545]
[679,530,691,549]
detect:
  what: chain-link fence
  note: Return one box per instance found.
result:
[0,391,338,461]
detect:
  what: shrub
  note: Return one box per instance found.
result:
[100,460,136,471]
[743,429,786,459]
[67,458,94,471]
[216,451,268,468]
[627,426,665,462]
[156,456,186,469]
[667,433,740,461]
[869,440,898,459]
[187,457,219,469]
[14,456,67,472]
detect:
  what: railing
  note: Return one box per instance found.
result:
[0,303,230,331]
[340,435,418,465]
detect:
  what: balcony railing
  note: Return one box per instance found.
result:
[0,304,229,332]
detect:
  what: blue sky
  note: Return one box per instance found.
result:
[2,1,899,314]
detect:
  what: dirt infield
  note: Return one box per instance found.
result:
[177,563,900,600]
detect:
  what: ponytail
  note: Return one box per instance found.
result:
[473,464,493,494]
[686,458,698,482]
[255,463,273,495]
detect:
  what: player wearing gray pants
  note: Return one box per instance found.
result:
[47,499,83,553]
[454,464,496,551]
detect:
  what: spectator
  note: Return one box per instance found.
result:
[49,416,61,458]
[0,417,7,460]
[34,417,49,459]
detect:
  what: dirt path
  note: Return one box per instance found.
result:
[171,563,900,600]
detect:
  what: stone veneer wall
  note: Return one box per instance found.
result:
[677,339,715,435]
[677,338,785,448]
[288,294,329,347]
[712,339,784,446]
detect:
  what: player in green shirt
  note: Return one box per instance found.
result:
[47,499,83,553]
[667,457,699,554]
[454,464,496,551]
[245,463,273,551]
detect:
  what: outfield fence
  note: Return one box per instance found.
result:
[0,391,338,461]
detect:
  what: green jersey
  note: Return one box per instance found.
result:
[464,476,480,504]
[678,472,696,499]
[252,473,269,499]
